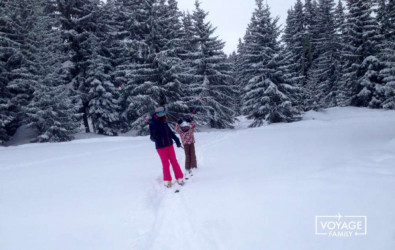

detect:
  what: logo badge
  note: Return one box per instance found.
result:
[315,214,367,237]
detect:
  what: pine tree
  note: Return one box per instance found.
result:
[119,0,157,134]
[109,0,143,132]
[305,0,339,108]
[293,0,308,79]
[188,1,235,128]
[87,33,120,136]
[334,0,350,106]
[342,0,385,108]
[380,0,395,109]
[57,0,101,133]
[227,51,240,115]
[282,9,303,89]
[121,0,187,134]
[25,0,80,142]
[26,83,80,143]
[6,0,36,121]
[241,1,299,126]
[282,1,309,111]
[334,0,346,38]
[180,12,196,60]
[0,0,38,142]
[304,0,318,66]
[179,11,201,114]
[233,39,245,116]
[376,0,391,35]
[102,0,126,90]
[0,0,18,142]
[154,0,187,116]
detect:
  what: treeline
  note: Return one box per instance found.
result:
[0,0,394,144]
[0,0,234,143]
[235,0,394,125]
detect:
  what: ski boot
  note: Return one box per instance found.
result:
[177,179,185,186]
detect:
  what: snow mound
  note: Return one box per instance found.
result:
[4,125,37,146]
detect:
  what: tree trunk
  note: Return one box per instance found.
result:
[83,103,90,133]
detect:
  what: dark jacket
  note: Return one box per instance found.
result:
[149,114,181,149]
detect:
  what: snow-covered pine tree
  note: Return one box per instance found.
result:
[86,10,121,136]
[279,43,303,112]
[278,45,303,110]
[109,0,143,132]
[103,0,128,90]
[154,0,188,116]
[305,0,339,108]
[232,39,245,116]
[120,0,186,134]
[334,0,346,38]
[6,0,37,121]
[342,0,385,108]
[282,9,304,92]
[179,11,202,113]
[282,0,312,111]
[304,0,317,30]
[379,0,395,109]
[292,0,308,79]
[0,0,38,142]
[26,82,80,142]
[87,51,120,136]
[57,0,101,133]
[0,0,18,143]
[376,0,390,35]
[25,0,80,142]
[237,12,257,92]
[118,0,157,134]
[179,11,196,62]
[188,1,235,128]
[241,1,299,126]
[333,0,348,107]
[304,0,318,68]
[227,51,239,115]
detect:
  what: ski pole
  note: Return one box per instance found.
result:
[138,112,150,124]
[167,112,180,121]
[191,98,202,115]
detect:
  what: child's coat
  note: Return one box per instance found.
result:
[175,122,196,145]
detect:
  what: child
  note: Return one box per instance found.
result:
[175,118,197,174]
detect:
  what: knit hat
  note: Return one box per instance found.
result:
[181,121,190,132]
[155,106,167,117]
[181,121,190,128]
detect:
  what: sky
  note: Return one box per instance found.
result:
[178,0,293,54]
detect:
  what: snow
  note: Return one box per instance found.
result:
[1,107,395,250]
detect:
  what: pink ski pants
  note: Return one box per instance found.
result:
[157,145,184,181]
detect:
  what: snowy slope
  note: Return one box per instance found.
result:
[1,107,395,250]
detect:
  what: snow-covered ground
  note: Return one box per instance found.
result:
[1,107,395,250]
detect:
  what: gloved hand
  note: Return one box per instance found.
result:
[176,140,182,148]
[186,118,191,123]
[177,119,183,124]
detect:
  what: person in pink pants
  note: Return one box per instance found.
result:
[149,106,184,188]
[157,145,184,182]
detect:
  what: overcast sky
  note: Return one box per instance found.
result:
[178,0,293,54]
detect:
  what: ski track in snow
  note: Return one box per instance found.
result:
[130,131,233,250]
